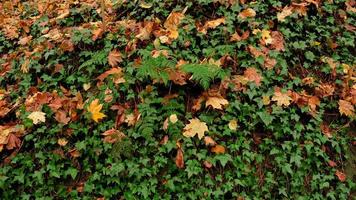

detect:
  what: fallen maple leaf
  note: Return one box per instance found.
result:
[102,129,126,143]
[238,8,256,19]
[28,111,46,124]
[206,96,229,110]
[244,68,262,86]
[277,6,293,22]
[55,110,70,124]
[338,100,355,116]
[6,133,21,150]
[88,99,106,123]
[272,90,292,107]
[308,96,320,112]
[183,118,208,139]
[204,17,226,29]
[108,50,123,67]
[136,21,154,41]
[57,138,68,146]
[270,31,285,51]
[198,17,225,34]
[211,145,226,154]
[321,123,332,138]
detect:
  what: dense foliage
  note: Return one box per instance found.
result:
[0,0,355,199]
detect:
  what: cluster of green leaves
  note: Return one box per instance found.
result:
[0,0,355,199]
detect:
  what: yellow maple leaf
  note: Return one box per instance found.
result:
[88,99,106,122]
[27,111,46,124]
[272,91,292,106]
[206,96,229,110]
[183,118,208,139]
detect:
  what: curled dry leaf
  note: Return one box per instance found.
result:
[238,8,256,19]
[270,31,285,51]
[277,6,293,22]
[211,145,226,154]
[204,136,217,146]
[108,50,123,67]
[308,96,320,113]
[163,118,169,131]
[55,110,70,125]
[197,17,225,34]
[175,147,184,169]
[0,125,25,152]
[328,160,337,167]
[160,135,169,145]
[168,69,188,85]
[321,123,332,138]
[97,67,125,84]
[102,129,126,143]
[183,118,208,139]
[136,21,154,41]
[335,170,346,182]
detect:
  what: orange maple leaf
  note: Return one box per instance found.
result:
[338,100,355,116]
[244,67,262,86]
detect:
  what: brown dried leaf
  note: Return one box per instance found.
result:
[6,133,21,150]
[270,31,285,51]
[338,99,355,116]
[55,110,70,124]
[277,6,293,22]
[175,148,184,169]
[335,170,346,182]
[244,68,262,86]
[108,50,123,67]
[204,136,217,146]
